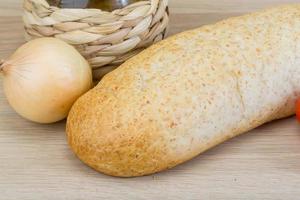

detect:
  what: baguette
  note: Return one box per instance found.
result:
[66,4,300,177]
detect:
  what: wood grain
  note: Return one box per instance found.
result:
[169,0,300,13]
[1,1,300,200]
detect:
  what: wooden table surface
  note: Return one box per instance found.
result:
[1,0,300,199]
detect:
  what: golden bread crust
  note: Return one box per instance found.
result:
[67,4,300,177]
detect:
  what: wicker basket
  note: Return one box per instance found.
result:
[23,0,169,80]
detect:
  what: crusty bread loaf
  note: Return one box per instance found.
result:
[66,4,300,177]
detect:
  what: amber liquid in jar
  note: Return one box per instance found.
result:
[47,0,141,11]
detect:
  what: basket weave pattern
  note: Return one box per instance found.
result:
[23,0,169,79]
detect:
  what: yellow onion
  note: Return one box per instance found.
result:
[0,38,92,123]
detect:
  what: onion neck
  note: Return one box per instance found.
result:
[0,59,5,73]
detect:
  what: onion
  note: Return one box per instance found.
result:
[0,38,92,123]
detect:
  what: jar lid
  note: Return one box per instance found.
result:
[47,0,140,11]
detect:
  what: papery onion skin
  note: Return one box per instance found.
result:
[1,37,93,123]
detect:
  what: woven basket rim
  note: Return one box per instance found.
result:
[23,0,169,80]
